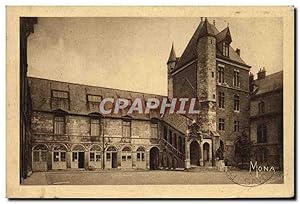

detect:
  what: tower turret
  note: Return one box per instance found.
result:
[167,43,177,99]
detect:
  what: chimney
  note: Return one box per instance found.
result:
[235,48,240,56]
[201,17,203,22]
[213,20,216,26]
[249,72,254,92]
[257,67,266,80]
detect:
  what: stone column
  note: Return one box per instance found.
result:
[66,151,71,169]
[200,142,204,166]
[184,137,190,169]
[159,151,163,169]
[209,142,213,166]
[146,151,150,169]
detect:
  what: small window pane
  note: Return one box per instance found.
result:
[61,152,66,162]
[122,156,126,161]
[96,153,101,161]
[54,152,59,162]
[33,151,40,162]
[41,151,47,162]
[90,152,95,161]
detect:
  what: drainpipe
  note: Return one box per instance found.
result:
[102,116,105,170]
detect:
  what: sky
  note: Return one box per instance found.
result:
[28,17,283,95]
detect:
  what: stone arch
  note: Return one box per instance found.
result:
[106,145,117,152]
[32,144,48,151]
[190,140,200,166]
[89,144,102,152]
[122,146,132,152]
[136,146,146,152]
[149,146,160,170]
[71,144,86,152]
[52,143,68,151]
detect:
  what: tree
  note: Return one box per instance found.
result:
[234,131,252,169]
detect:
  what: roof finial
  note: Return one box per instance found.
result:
[167,43,177,64]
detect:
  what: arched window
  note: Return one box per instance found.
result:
[121,146,132,162]
[136,146,145,162]
[33,144,47,162]
[258,101,265,114]
[90,145,101,162]
[257,124,267,143]
[53,144,67,162]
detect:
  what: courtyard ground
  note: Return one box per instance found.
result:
[22,169,284,185]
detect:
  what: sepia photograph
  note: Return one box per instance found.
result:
[6,6,294,198]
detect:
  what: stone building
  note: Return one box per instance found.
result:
[167,18,251,165]
[28,18,253,172]
[249,70,283,169]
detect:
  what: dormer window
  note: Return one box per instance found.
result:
[222,41,229,57]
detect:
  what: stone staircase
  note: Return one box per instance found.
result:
[160,138,186,169]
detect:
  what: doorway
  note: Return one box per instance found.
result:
[150,147,159,170]
[78,152,85,168]
[190,141,200,166]
[112,152,118,168]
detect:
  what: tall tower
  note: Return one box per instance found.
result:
[196,18,217,134]
[167,43,177,99]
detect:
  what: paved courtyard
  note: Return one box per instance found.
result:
[22,169,284,185]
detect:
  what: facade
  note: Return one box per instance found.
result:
[167,18,251,166]
[249,70,283,169]
[27,18,255,172]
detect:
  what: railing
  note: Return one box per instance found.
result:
[161,138,184,160]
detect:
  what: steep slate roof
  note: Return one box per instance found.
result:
[28,77,193,128]
[253,71,283,96]
[216,27,232,43]
[175,19,247,70]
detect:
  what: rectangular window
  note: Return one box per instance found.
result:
[127,155,131,160]
[87,95,102,110]
[151,123,158,138]
[233,70,240,87]
[51,90,70,110]
[61,152,66,162]
[218,65,225,83]
[96,153,101,162]
[41,151,47,162]
[222,41,229,57]
[33,152,40,162]
[122,121,131,138]
[141,153,145,161]
[90,119,100,136]
[122,156,126,161]
[234,121,240,132]
[234,95,240,111]
[72,152,77,162]
[218,92,225,108]
[87,94,102,103]
[52,90,69,99]
[54,116,65,135]
[218,118,225,131]
[137,153,141,160]
[106,153,111,161]
[53,152,59,162]
[90,152,95,161]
